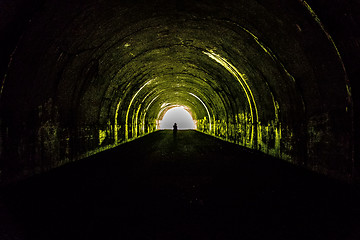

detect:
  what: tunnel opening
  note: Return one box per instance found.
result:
[158,106,196,130]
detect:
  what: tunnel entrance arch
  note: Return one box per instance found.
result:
[158,106,196,130]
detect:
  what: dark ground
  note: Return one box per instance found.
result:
[1,130,360,240]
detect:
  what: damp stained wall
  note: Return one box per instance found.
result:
[0,0,357,184]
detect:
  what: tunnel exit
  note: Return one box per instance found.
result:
[158,106,196,130]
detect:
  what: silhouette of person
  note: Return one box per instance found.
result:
[173,123,177,135]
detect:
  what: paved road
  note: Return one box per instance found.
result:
[1,130,360,240]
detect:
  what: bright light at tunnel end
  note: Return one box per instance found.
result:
[158,106,196,130]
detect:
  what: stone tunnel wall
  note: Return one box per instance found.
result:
[0,0,357,185]
[0,95,159,183]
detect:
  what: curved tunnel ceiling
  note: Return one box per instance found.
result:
[0,0,354,183]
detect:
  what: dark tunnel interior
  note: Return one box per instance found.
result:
[1,0,359,184]
[1,0,360,239]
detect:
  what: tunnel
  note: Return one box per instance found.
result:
[1,0,360,239]
[0,0,357,184]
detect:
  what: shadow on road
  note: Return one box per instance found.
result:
[1,130,360,240]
